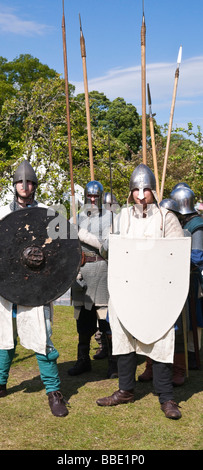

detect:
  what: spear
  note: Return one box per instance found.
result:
[147,83,160,200]
[108,132,114,234]
[79,14,94,181]
[141,0,147,164]
[62,0,76,223]
[160,46,182,200]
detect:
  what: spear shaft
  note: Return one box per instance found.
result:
[141,4,147,164]
[79,14,94,181]
[147,83,160,200]
[108,132,114,234]
[62,0,76,223]
[160,46,182,200]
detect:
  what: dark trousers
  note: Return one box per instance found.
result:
[118,352,174,404]
[77,305,110,336]
[76,306,110,360]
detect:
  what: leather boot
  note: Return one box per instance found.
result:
[0,384,7,398]
[96,389,134,406]
[161,400,182,419]
[68,356,91,376]
[93,331,108,360]
[172,353,186,386]
[68,334,91,376]
[48,391,68,417]
[138,357,153,382]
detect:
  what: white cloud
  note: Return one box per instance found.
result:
[73,56,203,112]
[0,10,51,36]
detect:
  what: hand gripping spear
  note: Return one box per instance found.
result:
[147,83,160,200]
[141,1,147,164]
[62,0,76,224]
[160,46,182,201]
[79,14,95,181]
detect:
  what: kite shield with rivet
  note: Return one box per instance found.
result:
[0,207,81,306]
[108,235,191,344]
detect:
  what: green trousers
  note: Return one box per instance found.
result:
[0,313,61,394]
[0,346,60,394]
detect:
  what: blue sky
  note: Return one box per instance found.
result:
[0,0,203,133]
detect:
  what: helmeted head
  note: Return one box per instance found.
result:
[13,160,38,191]
[128,164,157,203]
[159,198,179,214]
[84,180,103,210]
[103,192,119,213]
[103,192,118,205]
[170,187,196,215]
[171,182,191,191]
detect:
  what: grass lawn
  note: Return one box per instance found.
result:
[0,306,202,453]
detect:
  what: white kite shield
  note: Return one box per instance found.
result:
[108,235,191,344]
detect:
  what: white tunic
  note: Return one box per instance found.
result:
[108,204,184,363]
[0,203,51,355]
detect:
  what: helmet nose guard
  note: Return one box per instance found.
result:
[84,180,104,210]
[129,164,157,202]
[13,160,38,190]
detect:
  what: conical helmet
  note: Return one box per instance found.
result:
[13,160,38,190]
[103,192,118,205]
[129,164,156,200]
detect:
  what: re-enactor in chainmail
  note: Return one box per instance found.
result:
[68,181,117,378]
[171,185,203,370]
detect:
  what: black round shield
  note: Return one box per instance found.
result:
[0,207,81,306]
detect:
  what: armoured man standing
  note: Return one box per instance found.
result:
[96,164,187,419]
[68,180,117,378]
[170,185,203,369]
[0,160,68,417]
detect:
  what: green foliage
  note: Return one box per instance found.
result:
[159,123,203,199]
[0,54,202,206]
[0,54,57,111]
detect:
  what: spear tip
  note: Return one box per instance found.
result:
[79,13,82,30]
[147,83,152,106]
[177,45,182,65]
[142,0,145,21]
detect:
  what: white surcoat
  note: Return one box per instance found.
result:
[0,202,52,355]
[108,204,184,363]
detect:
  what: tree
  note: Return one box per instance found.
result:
[0,54,57,110]
[0,55,202,205]
[0,76,128,204]
[76,93,143,159]
[104,97,142,158]
[159,123,203,199]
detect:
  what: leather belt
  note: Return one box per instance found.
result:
[83,254,104,263]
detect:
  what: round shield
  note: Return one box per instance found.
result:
[0,207,81,306]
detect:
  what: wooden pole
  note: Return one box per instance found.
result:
[108,133,114,234]
[182,305,189,378]
[147,83,160,200]
[141,6,147,164]
[189,275,201,369]
[160,46,182,201]
[62,0,76,223]
[79,14,94,181]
